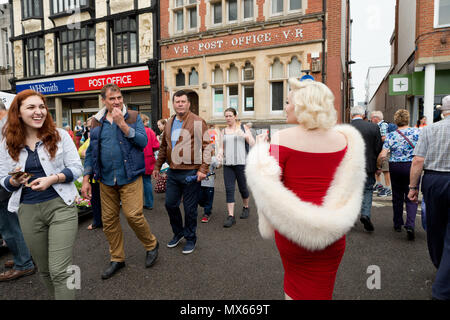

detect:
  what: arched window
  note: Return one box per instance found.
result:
[228,63,239,82]
[176,69,185,86]
[189,68,199,85]
[271,58,284,79]
[270,59,284,111]
[213,65,223,83]
[288,56,302,78]
[243,61,254,81]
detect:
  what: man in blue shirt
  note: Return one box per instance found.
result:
[81,84,158,280]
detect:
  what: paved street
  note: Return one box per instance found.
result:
[0,169,436,300]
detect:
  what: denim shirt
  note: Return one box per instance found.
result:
[84,106,147,186]
[0,128,83,213]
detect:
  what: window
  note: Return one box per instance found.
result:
[228,0,238,22]
[51,0,90,15]
[25,36,45,76]
[172,0,199,33]
[22,0,42,19]
[210,0,254,26]
[1,28,9,68]
[270,58,284,112]
[271,0,302,16]
[60,26,95,72]
[242,61,254,112]
[212,2,222,24]
[435,0,450,28]
[176,69,185,86]
[113,17,137,65]
[189,68,199,85]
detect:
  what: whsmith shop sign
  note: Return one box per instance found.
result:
[16,67,150,95]
[389,70,450,96]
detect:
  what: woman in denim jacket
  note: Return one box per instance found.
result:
[0,89,83,299]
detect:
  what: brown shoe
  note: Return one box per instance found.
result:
[4,260,14,268]
[0,267,36,281]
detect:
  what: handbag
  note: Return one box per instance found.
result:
[154,173,167,193]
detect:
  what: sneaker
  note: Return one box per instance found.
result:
[201,214,210,223]
[182,241,196,254]
[373,183,383,193]
[167,233,184,248]
[384,188,392,196]
[240,207,250,219]
[377,188,389,197]
[223,215,236,228]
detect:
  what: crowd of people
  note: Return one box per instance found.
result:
[0,81,448,301]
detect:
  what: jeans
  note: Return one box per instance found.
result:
[198,187,214,216]
[421,171,450,300]
[389,162,418,229]
[165,169,201,243]
[142,175,154,208]
[0,199,34,271]
[361,174,376,219]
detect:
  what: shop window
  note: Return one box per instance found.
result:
[189,68,199,85]
[271,0,302,16]
[435,0,450,28]
[176,69,185,86]
[210,0,254,26]
[25,36,45,76]
[172,0,199,34]
[227,85,239,110]
[60,26,95,72]
[113,17,137,65]
[22,0,42,20]
[213,87,224,114]
[243,86,254,112]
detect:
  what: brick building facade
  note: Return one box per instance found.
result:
[160,0,352,131]
[368,0,450,124]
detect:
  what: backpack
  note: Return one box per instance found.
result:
[387,122,398,133]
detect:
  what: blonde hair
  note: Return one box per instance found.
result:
[394,109,410,127]
[288,78,337,130]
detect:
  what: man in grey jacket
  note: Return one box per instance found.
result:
[0,101,36,282]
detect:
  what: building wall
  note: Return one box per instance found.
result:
[160,0,349,124]
[416,0,450,66]
[396,0,416,72]
[0,3,13,91]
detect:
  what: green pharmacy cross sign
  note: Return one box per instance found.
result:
[389,70,450,96]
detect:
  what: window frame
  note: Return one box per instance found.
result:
[270,0,303,17]
[25,36,45,77]
[209,0,255,28]
[269,58,286,114]
[59,25,96,72]
[112,16,138,66]
[434,0,450,28]
[172,0,199,34]
[21,0,43,20]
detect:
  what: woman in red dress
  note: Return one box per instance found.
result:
[246,78,366,300]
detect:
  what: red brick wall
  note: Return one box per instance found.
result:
[416,0,450,61]
[326,0,344,122]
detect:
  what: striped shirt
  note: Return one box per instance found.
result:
[413,116,450,172]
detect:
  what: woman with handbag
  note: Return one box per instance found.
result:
[377,109,421,240]
[246,78,366,300]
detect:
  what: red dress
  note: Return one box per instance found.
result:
[270,144,348,300]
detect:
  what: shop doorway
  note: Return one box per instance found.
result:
[71,112,97,129]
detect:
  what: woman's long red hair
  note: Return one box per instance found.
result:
[2,89,60,161]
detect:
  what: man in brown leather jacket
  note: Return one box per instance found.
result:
[153,90,211,254]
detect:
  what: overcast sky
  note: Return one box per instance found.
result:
[350,0,396,104]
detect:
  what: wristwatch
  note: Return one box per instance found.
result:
[409,186,418,190]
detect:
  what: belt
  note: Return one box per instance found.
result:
[424,170,450,176]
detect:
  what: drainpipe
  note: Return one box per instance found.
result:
[321,0,326,84]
